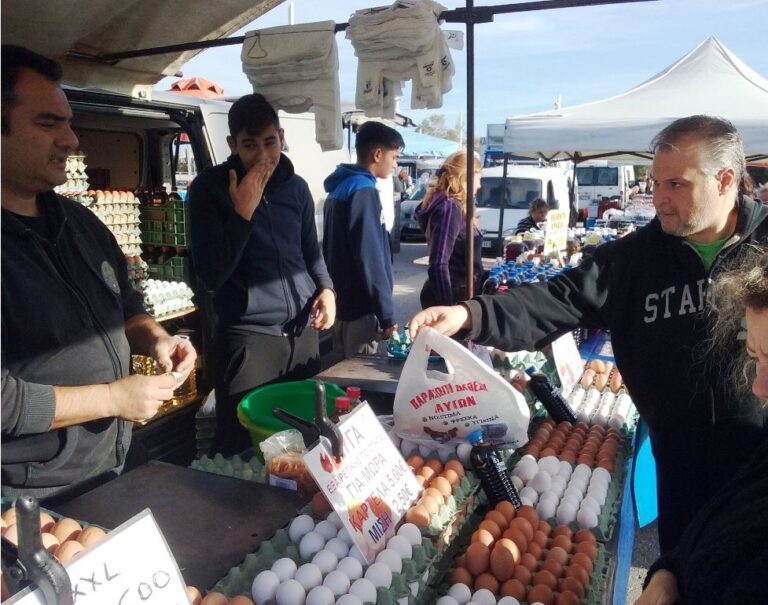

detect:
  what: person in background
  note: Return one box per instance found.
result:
[408,115,768,555]
[635,246,768,605]
[398,168,413,195]
[323,121,404,357]
[188,93,335,456]
[416,150,483,308]
[756,182,768,204]
[514,197,549,234]
[1,45,196,501]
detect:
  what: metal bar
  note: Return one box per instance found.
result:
[497,155,510,258]
[465,0,476,298]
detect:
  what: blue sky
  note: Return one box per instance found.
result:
[157,0,767,136]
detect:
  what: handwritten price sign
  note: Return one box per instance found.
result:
[544,209,568,255]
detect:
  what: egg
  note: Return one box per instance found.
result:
[364,562,392,588]
[315,520,339,541]
[386,535,413,559]
[512,564,532,586]
[559,576,586,599]
[424,487,445,505]
[312,492,334,518]
[77,526,106,548]
[576,507,598,529]
[500,578,527,600]
[444,459,465,478]
[39,512,55,533]
[405,504,431,526]
[201,592,229,605]
[441,468,461,488]
[271,558,298,581]
[299,531,326,560]
[349,578,378,604]
[41,533,59,554]
[275,579,306,605]
[436,597,460,605]
[229,596,255,605]
[490,539,520,580]
[448,583,472,604]
[289,515,315,543]
[2,523,18,545]
[450,567,473,586]
[397,522,423,546]
[497,598,522,605]
[312,550,339,574]
[556,502,577,525]
[529,471,552,494]
[465,542,490,575]
[456,443,472,465]
[325,537,349,559]
[528,583,555,605]
[1,509,17,525]
[336,556,363,581]
[294,563,323,591]
[348,545,367,565]
[52,518,82,543]
[54,540,84,565]
[337,527,354,546]
[251,570,281,605]
[375,548,403,573]
[535,498,556,521]
[581,495,601,515]
[431,476,453,499]
[519,486,539,505]
[472,588,496,605]
[186,586,203,605]
[323,570,351,597]
[575,540,599,561]
[335,595,364,605]
[494,501,516,523]
[305,585,336,605]
[571,552,595,574]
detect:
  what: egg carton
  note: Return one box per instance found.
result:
[412,474,482,541]
[189,453,266,484]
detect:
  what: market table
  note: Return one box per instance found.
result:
[54,460,305,591]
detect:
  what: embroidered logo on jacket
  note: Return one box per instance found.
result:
[101,261,120,294]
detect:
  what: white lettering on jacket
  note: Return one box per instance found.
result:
[644,279,708,324]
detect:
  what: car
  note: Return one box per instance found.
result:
[399,184,428,240]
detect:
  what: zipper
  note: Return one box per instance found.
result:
[262,194,295,331]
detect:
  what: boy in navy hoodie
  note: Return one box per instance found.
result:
[323,122,404,357]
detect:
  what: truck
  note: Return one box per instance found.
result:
[575,160,636,219]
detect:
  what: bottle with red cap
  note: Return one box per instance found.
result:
[345,386,362,410]
[331,396,351,424]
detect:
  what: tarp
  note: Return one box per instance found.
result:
[396,127,461,158]
[503,38,768,162]
[1,0,285,97]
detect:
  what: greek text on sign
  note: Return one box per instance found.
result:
[544,209,568,255]
[303,404,421,563]
[8,510,188,605]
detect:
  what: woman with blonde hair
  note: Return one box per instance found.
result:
[416,150,483,308]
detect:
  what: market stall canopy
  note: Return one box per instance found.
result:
[1,0,285,97]
[168,77,225,99]
[503,37,768,162]
[396,127,461,159]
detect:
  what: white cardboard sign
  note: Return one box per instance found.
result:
[543,209,568,255]
[551,331,583,395]
[303,403,421,563]
[8,510,188,605]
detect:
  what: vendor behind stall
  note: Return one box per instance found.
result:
[1,45,197,502]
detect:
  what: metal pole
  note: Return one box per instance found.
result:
[465,0,476,298]
[497,155,510,257]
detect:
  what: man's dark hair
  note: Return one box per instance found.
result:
[355,121,404,162]
[529,197,549,213]
[2,45,63,134]
[228,93,280,138]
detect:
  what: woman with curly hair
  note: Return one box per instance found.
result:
[635,246,768,605]
[416,150,483,309]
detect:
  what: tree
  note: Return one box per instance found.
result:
[418,113,480,150]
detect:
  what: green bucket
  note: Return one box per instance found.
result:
[237,379,346,461]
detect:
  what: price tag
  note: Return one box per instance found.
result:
[303,404,421,563]
[551,331,583,395]
[8,510,188,605]
[543,209,568,255]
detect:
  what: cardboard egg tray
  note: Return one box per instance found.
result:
[189,452,266,483]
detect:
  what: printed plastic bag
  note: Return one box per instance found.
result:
[394,327,530,447]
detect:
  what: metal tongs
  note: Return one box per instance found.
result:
[1,495,73,605]
[272,381,344,459]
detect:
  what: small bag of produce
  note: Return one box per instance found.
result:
[260,429,318,494]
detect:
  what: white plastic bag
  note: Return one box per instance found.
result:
[394,327,530,448]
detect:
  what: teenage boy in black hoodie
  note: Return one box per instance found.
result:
[323,122,405,357]
[189,94,335,456]
[409,115,768,555]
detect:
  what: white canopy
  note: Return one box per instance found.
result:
[504,38,768,162]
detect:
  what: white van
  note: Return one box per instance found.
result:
[475,163,573,256]
[576,161,636,218]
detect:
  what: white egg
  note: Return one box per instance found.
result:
[515,457,538,481]
[294,563,323,591]
[336,556,363,581]
[567,476,588,494]
[348,544,367,565]
[587,485,607,505]
[275,579,306,605]
[437,446,453,462]
[306,585,336,605]
[556,501,577,525]
[299,531,326,560]
[539,455,561,476]
[337,527,354,546]
[563,486,584,502]
[271,558,298,581]
[550,474,567,494]
[436,597,460,605]
[251,570,280,605]
[536,498,556,521]
[581,494,601,515]
[520,495,534,507]
[315,520,339,541]
[335,595,363,605]
[577,506,599,529]
[529,470,552,494]
[327,511,344,529]
[573,463,593,480]
[386,535,413,559]
[397,523,422,547]
[592,466,612,484]
[472,588,496,605]
[323,570,351,597]
[560,494,581,510]
[375,548,403,573]
[519,486,539,505]
[349,578,378,604]
[558,460,573,480]
[539,490,560,505]
[456,443,472,465]
[447,582,472,605]
[312,549,339,574]
[497,597,522,605]
[289,514,315,543]
[364,562,393,588]
[511,475,525,492]
[325,537,350,559]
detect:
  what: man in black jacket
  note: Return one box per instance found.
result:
[409,115,768,554]
[189,94,335,456]
[1,45,197,502]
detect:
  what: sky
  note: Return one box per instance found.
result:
[156,0,768,139]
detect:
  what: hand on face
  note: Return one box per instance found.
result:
[228,159,275,221]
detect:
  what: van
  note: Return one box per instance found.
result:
[576,161,636,218]
[475,163,573,256]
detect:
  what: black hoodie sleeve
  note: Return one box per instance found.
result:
[298,180,334,293]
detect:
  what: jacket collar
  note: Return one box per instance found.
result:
[2,191,68,241]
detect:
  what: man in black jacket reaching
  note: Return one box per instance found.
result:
[409,115,768,554]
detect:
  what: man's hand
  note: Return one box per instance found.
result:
[228,160,275,221]
[107,374,179,423]
[380,323,399,340]
[633,570,680,605]
[310,289,336,330]
[150,334,197,380]
[408,305,471,340]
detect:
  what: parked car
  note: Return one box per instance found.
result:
[399,184,428,240]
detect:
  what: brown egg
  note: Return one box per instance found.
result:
[78,526,107,548]
[423,459,444,474]
[55,540,84,565]
[532,529,549,548]
[520,552,539,572]
[551,525,573,540]
[185,586,203,605]
[559,576,586,599]
[526,444,541,457]
[555,589,582,605]
[474,572,499,593]
[39,512,55,533]
[456,554,467,568]
[610,371,624,393]
[571,552,594,574]
[441,468,461,488]
[528,583,555,605]
[574,529,598,545]
[508,516,534,542]
[405,504,431,526]
[533,568,558,590]
[444,460,465,478]
[478,519,502,540]
[432,476,453,499]
[500,579,527,600]
[540,447,558,458]
[201,593,230,605]
[494,501,517,523]
[541,418,556,430]
[417,466,435,483]
[472,528,496,547]
[466,542,490,575]
[424,487,445,505]
[542,557,565,579]
[451,567,473,586]
[598,457,615,473]
[575,540,599,561]
[1,509,17,525]
[595,373,609,391]
[228,597,255,605]
[517,505,540,528]
[590,425,606,436]
[580,442,598,456]
[565,563,590,586]
[490,539,521,580]
[546,545,569,566]
[526,541,544,560]
[52,518,82,544]
[415,475,427,487]
[512,563,532,586]
[407,455,425,470]
[484,510,509,530]
[502,527,528,554]
[420,495,441,515]
[537,519,552,536]
[550,534,572,553]
[579,369,596,389]
[41,533,60,554]
[577,453,595,467]
[588,359,606,373]
[2,524,18,545]
[560,449,577,464]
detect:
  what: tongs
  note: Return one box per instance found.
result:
[272,380,344,459]
[1,495,73,605]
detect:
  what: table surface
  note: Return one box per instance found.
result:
[55,461,304,591]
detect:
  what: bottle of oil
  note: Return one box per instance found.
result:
[467,430,522,508]
[525,367,577,423]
